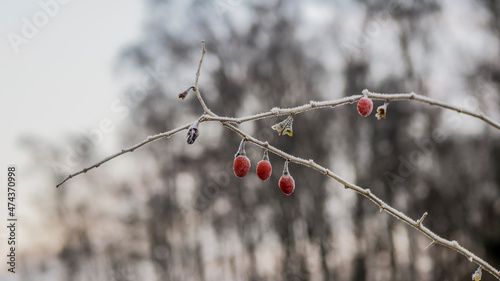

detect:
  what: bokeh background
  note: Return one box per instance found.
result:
[1,0,500,280]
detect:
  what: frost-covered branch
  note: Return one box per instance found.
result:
[368,91,500,130]
[57,89,499,189]
[221,121,500,279]
[204,92,500,131]
[55,121,194,188]
[193,40,213,116]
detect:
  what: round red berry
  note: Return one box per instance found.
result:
[357,97,373,117]
[233,156,251,178]
[279,175,295,195]
[256,160,272,181]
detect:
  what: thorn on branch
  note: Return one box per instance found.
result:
[379,204,387,212]
[425,240,436,250]
[417,212,428,226]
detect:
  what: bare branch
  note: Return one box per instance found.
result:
[56,121,194,188]
[367,91,500,131]
[195,40,206,88]
[192,40,213,115]
[203,91,500,131]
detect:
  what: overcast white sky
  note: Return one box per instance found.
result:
[0,2,145,274]
[0,0,144,174]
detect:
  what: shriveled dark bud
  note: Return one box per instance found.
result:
[178,86,194,100]
[186,121,200,144]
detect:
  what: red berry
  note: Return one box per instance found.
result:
[256,160,272,181]
[279,174,295,195]
[357,97,373,117]
[233,156,251,178]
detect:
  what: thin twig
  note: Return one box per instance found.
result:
[195,40,206,88]
[367,91,500,131]
[425,240,437,250]
[202,91,500,131]
[220,121,500,279]
[56,122,194,188]
[193,40,213,115]
[417,212,428,226]
[203,96,359,124]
